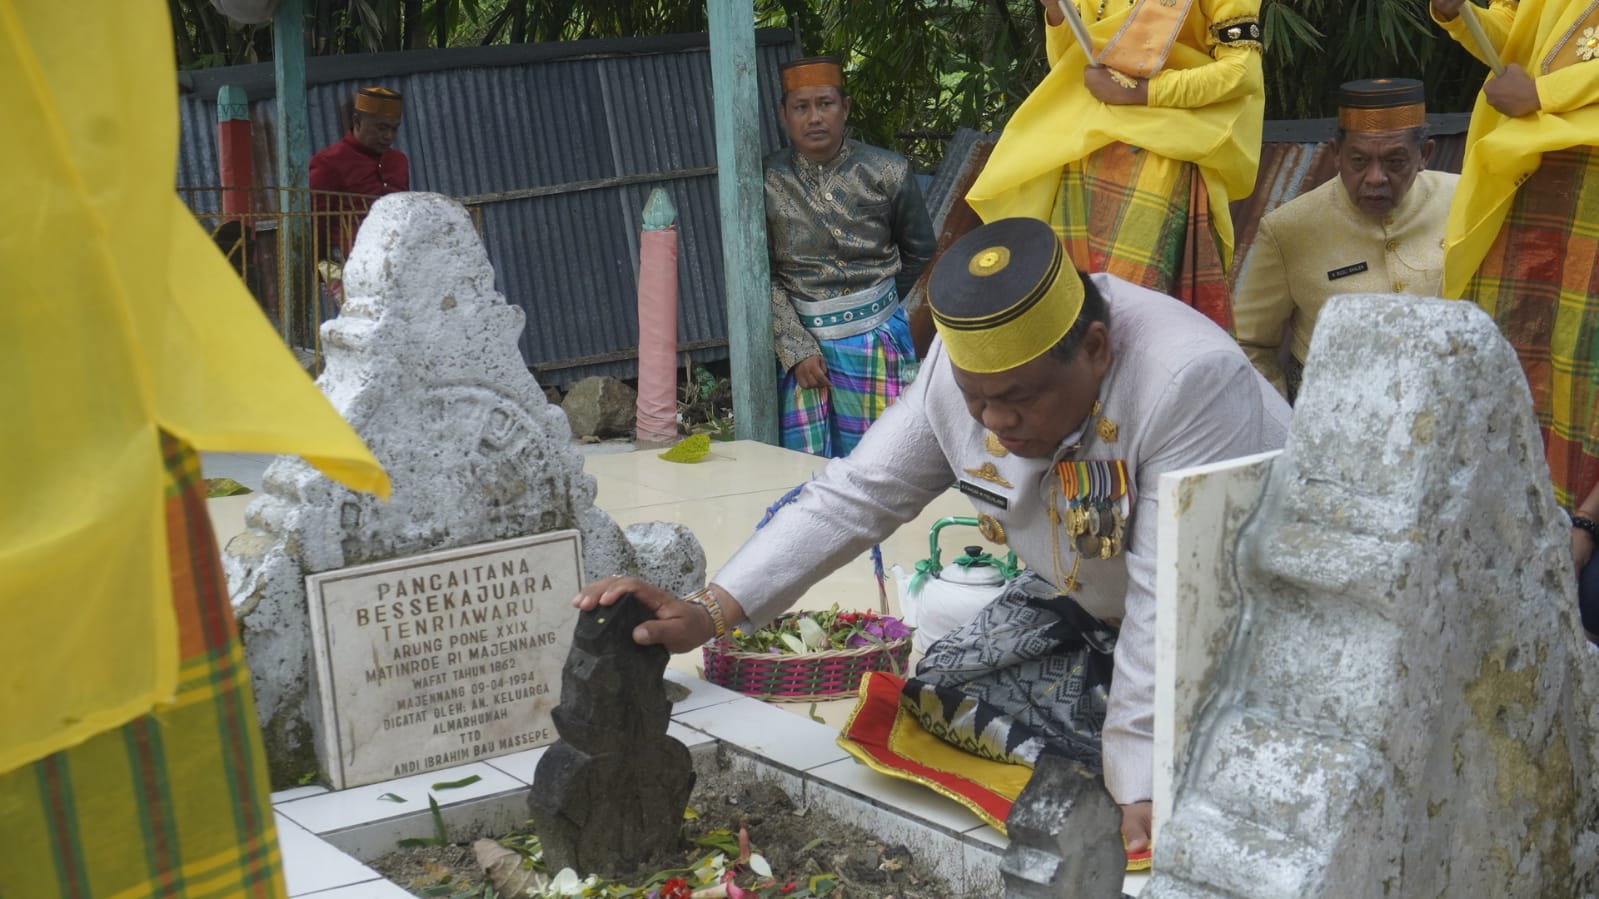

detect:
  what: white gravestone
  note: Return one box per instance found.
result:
[1143,295,1599,898]
[1152,450,1278,849]
[225,193,705,786]
[307,532,581,789]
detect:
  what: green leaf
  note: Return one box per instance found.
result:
[658,433,711,464]
[377,792,407,803]
[431,774,483,791]
[429,794,448,843]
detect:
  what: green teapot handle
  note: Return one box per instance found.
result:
[926,516,981,570]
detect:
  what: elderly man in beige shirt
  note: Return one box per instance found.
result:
[1234,78,1458,401]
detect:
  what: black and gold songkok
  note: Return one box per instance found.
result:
[928,217,1083,374]
[355,86,403,117]
[1338,78,1426,133]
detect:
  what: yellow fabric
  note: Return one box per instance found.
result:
[1233,171,1457,395]
[967,0,1264,270]
[1440,0,1599,296]
[0,0,389,775]
[835,698,1032,835]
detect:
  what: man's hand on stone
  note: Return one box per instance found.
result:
[570,576,715,653]
[1121,801,1153,854]
[1485,64,1542,117]
[1430,0,1464,22]
[1084,67,1149,105]
[794,354,832,395]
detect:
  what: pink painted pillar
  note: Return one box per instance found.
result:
[217,84,254,216]
[635,188,681,446]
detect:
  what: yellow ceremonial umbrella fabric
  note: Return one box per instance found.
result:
[0,0,390,774]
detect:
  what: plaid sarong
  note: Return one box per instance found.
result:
[0,433,286,899]
[781,302,918,457]
[1051,142,1233,331]
[1465,146,1599,509]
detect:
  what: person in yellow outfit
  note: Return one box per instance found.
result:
[1233,78,1458,401]
[964,0,1265,331]
[1432,0,1599,513]
[1,0,387,895]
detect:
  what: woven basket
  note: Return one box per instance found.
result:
[702,622,912,703]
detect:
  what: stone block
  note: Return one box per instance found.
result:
[1144,294,1599,898]
[224,193,702,787]
[561,376,638,439]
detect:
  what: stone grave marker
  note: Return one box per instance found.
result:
[225,192,705,786]
[530,593,694,878]
[1143,294,1599,898]
[1152,450,1278,846]
[306,531,582,789]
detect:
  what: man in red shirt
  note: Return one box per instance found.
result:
[309,86,409,308]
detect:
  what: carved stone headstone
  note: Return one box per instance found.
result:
[223,193,704,786]
[529,594,695,878]
[1145,295,1599,897]
[1000,755,1124,899]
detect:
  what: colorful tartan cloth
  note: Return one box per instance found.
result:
[0,434,286,899]
[780,305,918,457]
[1465,146,1599,509]
[1052,142,1233,332]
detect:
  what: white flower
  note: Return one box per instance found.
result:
[1579,26,1599,61]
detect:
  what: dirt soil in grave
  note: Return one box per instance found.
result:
[368,745,980,898]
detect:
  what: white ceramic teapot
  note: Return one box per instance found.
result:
[891,516,1017,654]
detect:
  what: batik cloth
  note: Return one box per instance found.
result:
[0,434,286,899]
[1052,142,1232,330]
[780,302,918,457]
[905,572,1118,771]
[1465,146,1599,509]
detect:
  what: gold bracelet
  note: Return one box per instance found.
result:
[684,587,727,639]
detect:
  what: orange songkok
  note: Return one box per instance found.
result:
[1337,78,1426,133]
[779,56,843,94]
[355,85,403,117]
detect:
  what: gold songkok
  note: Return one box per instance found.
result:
[355,86,403,117]
[928,218,1084,374]
[1337,78,1425,133]
[779,56,844,94]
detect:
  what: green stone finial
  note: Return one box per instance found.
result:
[217,85,250,123]
[642,188,677,231]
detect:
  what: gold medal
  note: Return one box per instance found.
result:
[1068,505,1088,536]
[1076,532,1101,557]
[977,513,1008,545]
[984,431,1009,457]
[1098,536,1115,560]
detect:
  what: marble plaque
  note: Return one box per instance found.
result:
[307,531,582,789]
[1153,450,1277,847]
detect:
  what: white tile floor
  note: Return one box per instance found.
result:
[208,442,1147,897]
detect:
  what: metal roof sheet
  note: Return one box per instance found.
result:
[178,30,799,387]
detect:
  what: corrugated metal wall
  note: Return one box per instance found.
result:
[178,31,798,387]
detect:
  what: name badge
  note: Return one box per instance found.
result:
[1327,261,1369,281]
[957,480,1009,510]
